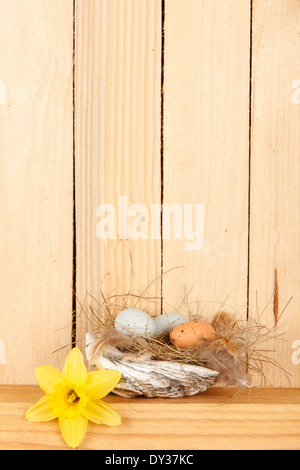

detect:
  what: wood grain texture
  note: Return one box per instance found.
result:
[162,1,251,321]
[75,0,162,346]
[249,0,300,386]
[0,0,73,383]
[1,386,300,450]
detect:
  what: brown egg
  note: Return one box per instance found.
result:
[170,320,216,349]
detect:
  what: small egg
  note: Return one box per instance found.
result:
[170,320,216,349]
[114,308,156,337]
[154,313,188,335]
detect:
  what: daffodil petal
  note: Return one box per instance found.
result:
[25,395,56,422]
[62,347,87,387]
[35,366,63,394]
[83,370,122,400]
[82,399,121,426]
[59,415,88,449]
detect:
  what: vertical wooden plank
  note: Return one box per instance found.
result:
[163,1,251,321]
[75,0,162,343]
[0,1,74,383]
[249,0,300,386]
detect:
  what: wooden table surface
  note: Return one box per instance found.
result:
[0,386,300,450]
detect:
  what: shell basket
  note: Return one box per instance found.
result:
[85,332,220,398]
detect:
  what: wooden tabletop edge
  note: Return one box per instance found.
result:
[1,385,300,404]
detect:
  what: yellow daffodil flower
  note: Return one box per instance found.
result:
[25,347,122,449]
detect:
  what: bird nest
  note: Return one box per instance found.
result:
[80,285,290,398]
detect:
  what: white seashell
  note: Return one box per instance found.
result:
[154,312,188,335]
[86,333,219,398]
[114,308,156,338]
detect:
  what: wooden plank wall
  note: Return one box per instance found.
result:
[249,0,300,387]
[1,1,299,387]
[0,0,74,384]
[75,0,162,347]
[163,0,250,324]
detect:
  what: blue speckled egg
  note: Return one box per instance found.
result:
[154,312,188,336]
[114,308,156,337]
